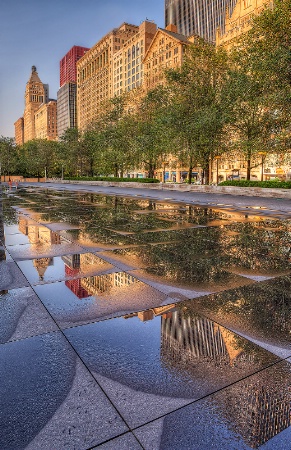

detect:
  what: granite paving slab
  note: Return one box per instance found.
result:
[6,240,85,261]
[0,332,128,449]
[134,359,291,449]
[94,432,143,449]
[64,310,280,428]
[0,287,58,343]
[0,260,30,290]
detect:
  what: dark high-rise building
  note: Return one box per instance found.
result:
[57,82,77,138]
[60,46,89,87]
[165,0,237,43]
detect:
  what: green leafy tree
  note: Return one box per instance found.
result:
[226,0,291,179]
[0,136,16,180]
[166,39,230,184]
[131,86,172,179]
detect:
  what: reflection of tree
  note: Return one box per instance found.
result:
[222,222,291,271]
[181,275,291,342]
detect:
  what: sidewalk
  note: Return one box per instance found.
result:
[0,184,290,449]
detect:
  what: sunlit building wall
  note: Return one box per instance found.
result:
[14,117,24,146]
[35,100,58,141]
[77,23,139,130]
[216,0,271,49]
[112,20,157,97]
[23,66,49,143]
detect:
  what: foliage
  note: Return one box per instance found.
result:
[64,176,160,183]
[0,136,17,179]
[130,86,173,178]
[166,38,230,184]
[219,180,291,189]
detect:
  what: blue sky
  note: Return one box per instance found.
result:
[0,0,164,138]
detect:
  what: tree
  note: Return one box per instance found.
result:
[131,86,172,179]
[99,96,136,177]
[58,128,83,176]
[166,39,230,184]
[0,137,16,180]
[226,0,291,179]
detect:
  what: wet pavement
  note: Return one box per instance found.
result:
[0,184,290,449]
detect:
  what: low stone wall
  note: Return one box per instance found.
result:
[52,179,291,199]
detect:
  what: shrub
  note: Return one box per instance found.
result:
[64,176,160,183]
[219,180,291,189]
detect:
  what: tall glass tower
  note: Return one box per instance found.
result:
[165,0,237,43]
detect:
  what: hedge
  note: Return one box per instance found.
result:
[64,176,160,183]
[219,180,291,189]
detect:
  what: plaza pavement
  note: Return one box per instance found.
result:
[0,182,290,449]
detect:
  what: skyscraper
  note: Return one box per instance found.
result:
[165,0,237,43]
[22,66,49,142]
[57,46,89,138]
[60,46,89,87]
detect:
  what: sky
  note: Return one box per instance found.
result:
[0,0,165,138]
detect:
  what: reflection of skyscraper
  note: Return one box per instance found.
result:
[161,309,291,447]
[165,0,237,43]
[33,257,53,281]
[62,254,89,299]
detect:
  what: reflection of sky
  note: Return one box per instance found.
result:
[17,257,65,284]
[33,281,93,314]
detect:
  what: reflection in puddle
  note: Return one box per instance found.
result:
[2,186,291,448]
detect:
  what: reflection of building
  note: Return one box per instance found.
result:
[165,0,237,43]
[33,257,53,280]
[81,271,137,296]
[18,216,61,246]
[162,310,236,362]
[62,254,89,299]
[161,309,291,448]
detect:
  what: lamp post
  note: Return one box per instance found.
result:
[258,152,266,182]
[61,165,64,181]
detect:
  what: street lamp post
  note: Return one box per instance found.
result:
[61,165,64,181]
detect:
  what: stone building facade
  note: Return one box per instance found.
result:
[77,23,139,130]
[35,100,58,141]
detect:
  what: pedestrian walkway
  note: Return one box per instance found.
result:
[0,184,290,449]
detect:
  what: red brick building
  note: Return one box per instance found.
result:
[60,45,89,87]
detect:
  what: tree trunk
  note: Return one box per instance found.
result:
[246,159,251,180]
[148,163,155,179]
[114,163,118,178]
[187,166,193,184]
[204,163,210,185]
